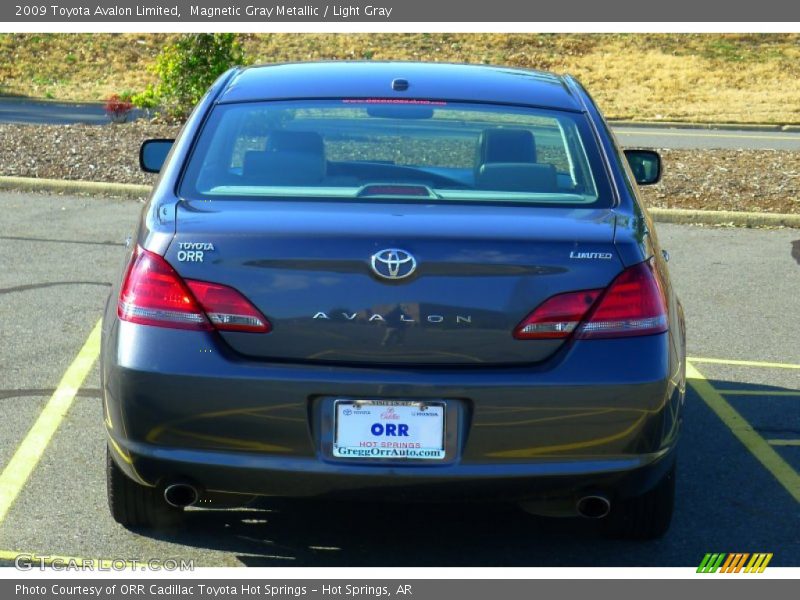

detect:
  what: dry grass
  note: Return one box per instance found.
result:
[1,33,799,123]
[0,34,164,100]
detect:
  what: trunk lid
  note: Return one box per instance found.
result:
[167,200,622,365]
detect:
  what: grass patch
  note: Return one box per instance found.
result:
[0,33,799,123]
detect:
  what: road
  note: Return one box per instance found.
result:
[0,97,143,126]
[613,125,800,151]
[0,192,798,567]
[1,97,799,150]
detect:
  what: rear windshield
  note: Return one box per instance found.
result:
[179,99,613,207]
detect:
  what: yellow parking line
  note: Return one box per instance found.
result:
[688,356,800,370]
[686,361,800,503]
[767,440,800,447]
[0,320,101,525]
[723,390,800,397]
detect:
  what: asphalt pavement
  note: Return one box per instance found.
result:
[0,192,798,567]
[0,97,143,126]
[1,96,799,150]
[613,126,800,151]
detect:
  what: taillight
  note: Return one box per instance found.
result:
[186,280,270,333]
[118,246,211,330]
[118,246,270,333]
[577,260,667,339]
[513,260,667,340]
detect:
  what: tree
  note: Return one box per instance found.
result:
[133,34,247,119]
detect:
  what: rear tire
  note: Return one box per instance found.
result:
[106,445,181,529]
[604,461,676,540]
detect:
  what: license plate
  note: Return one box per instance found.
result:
[333,400,446,460]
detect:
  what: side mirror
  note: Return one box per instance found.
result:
[139,139,175,173]
[624,149,662,185]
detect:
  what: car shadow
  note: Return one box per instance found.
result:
[140,499,611,567]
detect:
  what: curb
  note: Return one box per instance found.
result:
[648,207,800,228]
[1,176,798,228]
[0,176,149,199]
[608,120,797,133]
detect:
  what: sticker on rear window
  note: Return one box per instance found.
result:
[342,98,447,105]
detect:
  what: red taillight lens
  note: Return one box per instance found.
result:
[118,247,211,330]
[577,260,668,339]
[513,289,602,339]
[118,246,270,333]
[513,260,668,340]
[186,280,271,333]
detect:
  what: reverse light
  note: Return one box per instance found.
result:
[513,260,668,340]
[513,289,602,339]
[118,246,270,333]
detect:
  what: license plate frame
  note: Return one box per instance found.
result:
[332,399,447,461]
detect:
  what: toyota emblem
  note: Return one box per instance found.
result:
[370,249,417,280]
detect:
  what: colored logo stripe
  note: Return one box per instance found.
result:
[720,553,749,573]
[697,553,726,573]
[744,553,773,573]
[698,553,773,573]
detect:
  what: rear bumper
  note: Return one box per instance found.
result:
[111,438,677,504]
[102,319,685,502]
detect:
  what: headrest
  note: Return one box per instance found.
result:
[477,128,537,165]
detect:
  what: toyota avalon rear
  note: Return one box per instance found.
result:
[102,62,685,540]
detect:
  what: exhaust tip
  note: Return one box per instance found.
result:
[576,495,611,519]
[164,483,199,508]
